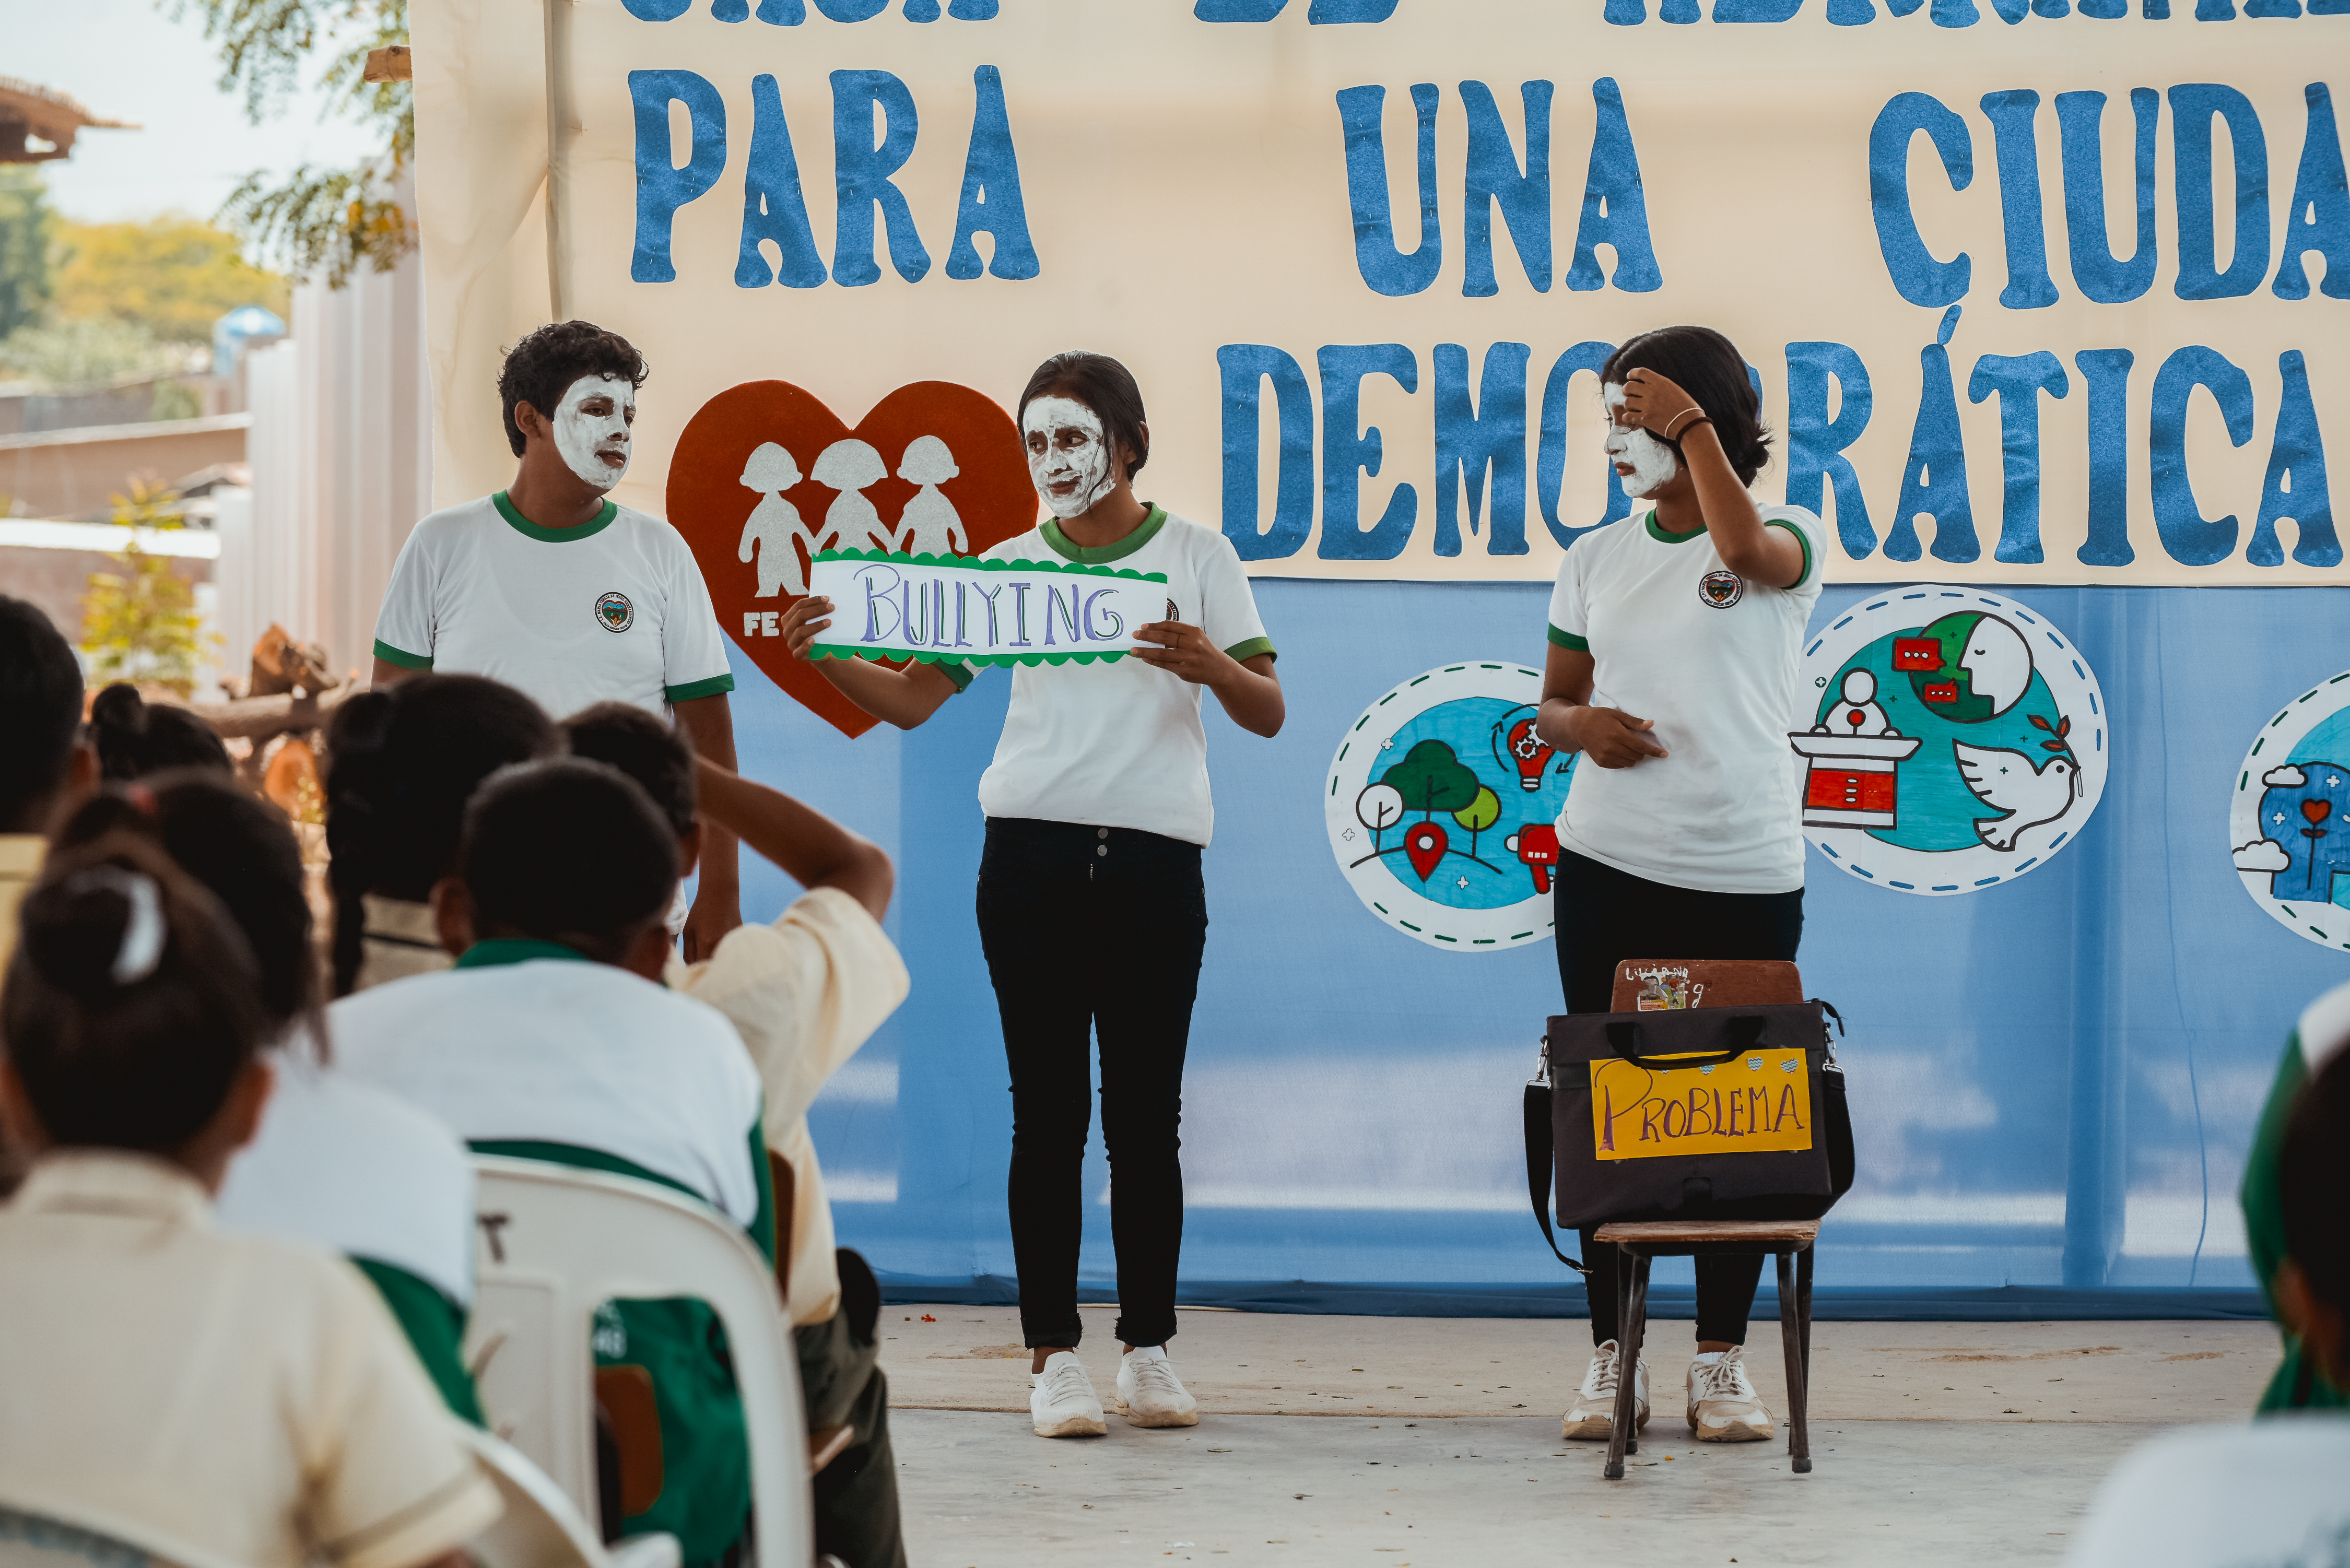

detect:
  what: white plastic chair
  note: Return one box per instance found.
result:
[458,1423,680,1568]
[463,1156,810,1568]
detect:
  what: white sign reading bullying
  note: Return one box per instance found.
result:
[805,550,1169,668]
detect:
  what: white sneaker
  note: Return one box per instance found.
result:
[1561,1339,1649,1441]
[1687,1347,1775,1442]
[1115,1345,1200,1428]
[1029,1351,1107,1438]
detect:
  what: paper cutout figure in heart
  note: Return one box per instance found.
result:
[669,380,1035,737]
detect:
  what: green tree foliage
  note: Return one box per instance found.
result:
[175,0,414,286]
[81,483,206,697]
[0,167,55,341]
[52,215,290,342]
[1380,740,1483,816]
[1452,784,1501,857]
[0,315,178,386]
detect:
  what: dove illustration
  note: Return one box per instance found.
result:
[1953,741,2082,852]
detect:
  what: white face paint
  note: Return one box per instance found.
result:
[1023,395,1113,520]
[1602,381,1679,499]
[553,374,636,490]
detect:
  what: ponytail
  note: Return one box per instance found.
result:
[322,677,561,995]
[3,833,271,1152]
[88,683,232,783]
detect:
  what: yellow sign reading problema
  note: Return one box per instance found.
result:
[1589,1051,1813,1162]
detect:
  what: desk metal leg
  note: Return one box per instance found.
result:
[1622,1254,1651,1455]
[1776,1250,1811,1473]
[1604,1247,1640,1479]
[1796,1244,1815,1390]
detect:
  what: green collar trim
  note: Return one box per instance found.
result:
[493,490,619,544]
[455,938,592,969]
[1041,504,1167,564]
[1644,509,1709,545]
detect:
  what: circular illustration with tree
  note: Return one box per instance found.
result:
[1324,663,1577,950]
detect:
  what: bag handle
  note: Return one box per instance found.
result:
[1603,1013,1766,1070]
[1523,1043,1589,1277]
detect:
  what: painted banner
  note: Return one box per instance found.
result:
[414,0,2350,588]
[804,549,1168,664]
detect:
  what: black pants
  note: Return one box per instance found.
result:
[796,1250,904,1568]
[976,817,1207,1352]
[1554,849,1804,1348]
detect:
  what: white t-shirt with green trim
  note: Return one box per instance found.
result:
[330,947,765,1228]
[372,492,734,718]
[940,506,1275,847]
[1545,505,1827,894]
[217,1052,477,1307]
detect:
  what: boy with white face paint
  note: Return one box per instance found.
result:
[370,320,747,961]
[1533,326,1829,1452]
[780,351,1284,1440]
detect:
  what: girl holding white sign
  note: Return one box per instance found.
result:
[1534,326,1828,1451]
[781,351,1283,1439]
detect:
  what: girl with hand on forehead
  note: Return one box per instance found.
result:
[781,351,1282,1442]
[1534,326,1829,1452]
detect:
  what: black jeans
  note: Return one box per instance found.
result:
[976,817,1207,1352]
[1553,849,1805,1348]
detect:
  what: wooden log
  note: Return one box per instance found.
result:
[363,45,413,82]
[185,684,350,741]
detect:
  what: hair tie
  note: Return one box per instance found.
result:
[67,867,167,985]
[124,784,157,816]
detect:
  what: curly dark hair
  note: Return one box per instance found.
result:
[497,320,649,458]
[1602,326,1773,487]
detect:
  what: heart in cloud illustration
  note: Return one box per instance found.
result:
[667,380,1036,737]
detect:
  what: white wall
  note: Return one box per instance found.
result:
[223,237,434,683]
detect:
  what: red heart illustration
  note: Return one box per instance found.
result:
[2305,798,2334,826]
[667,380,1036,737]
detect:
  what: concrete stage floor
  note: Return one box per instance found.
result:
[883,1304,2281,1567]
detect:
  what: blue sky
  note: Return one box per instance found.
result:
[17,0,381,225]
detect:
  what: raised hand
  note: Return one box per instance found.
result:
[1618,367,1708,442]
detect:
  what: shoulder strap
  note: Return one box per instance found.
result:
[1523,1059,1589,1276]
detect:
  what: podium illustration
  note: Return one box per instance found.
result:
[1790,670,1923,831]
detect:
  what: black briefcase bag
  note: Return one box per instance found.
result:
[1524,1003,1852,1269]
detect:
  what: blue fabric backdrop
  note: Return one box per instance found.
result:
[710,581,2349,1318]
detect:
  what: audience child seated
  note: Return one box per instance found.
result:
[564,701,907,1568]
[324,674,560,994]
[2066,1036,2350,1566]
[86,683,233,781]
[50,778,487,1421]
[0,596,95,970]
[0,831,499,1568]
[2242,978,2350,1412]
[0,596,98,1196]
[331,759,773,1568]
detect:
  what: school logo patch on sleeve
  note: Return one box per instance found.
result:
[594,591,635,633]
[1699,570,1745,609]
